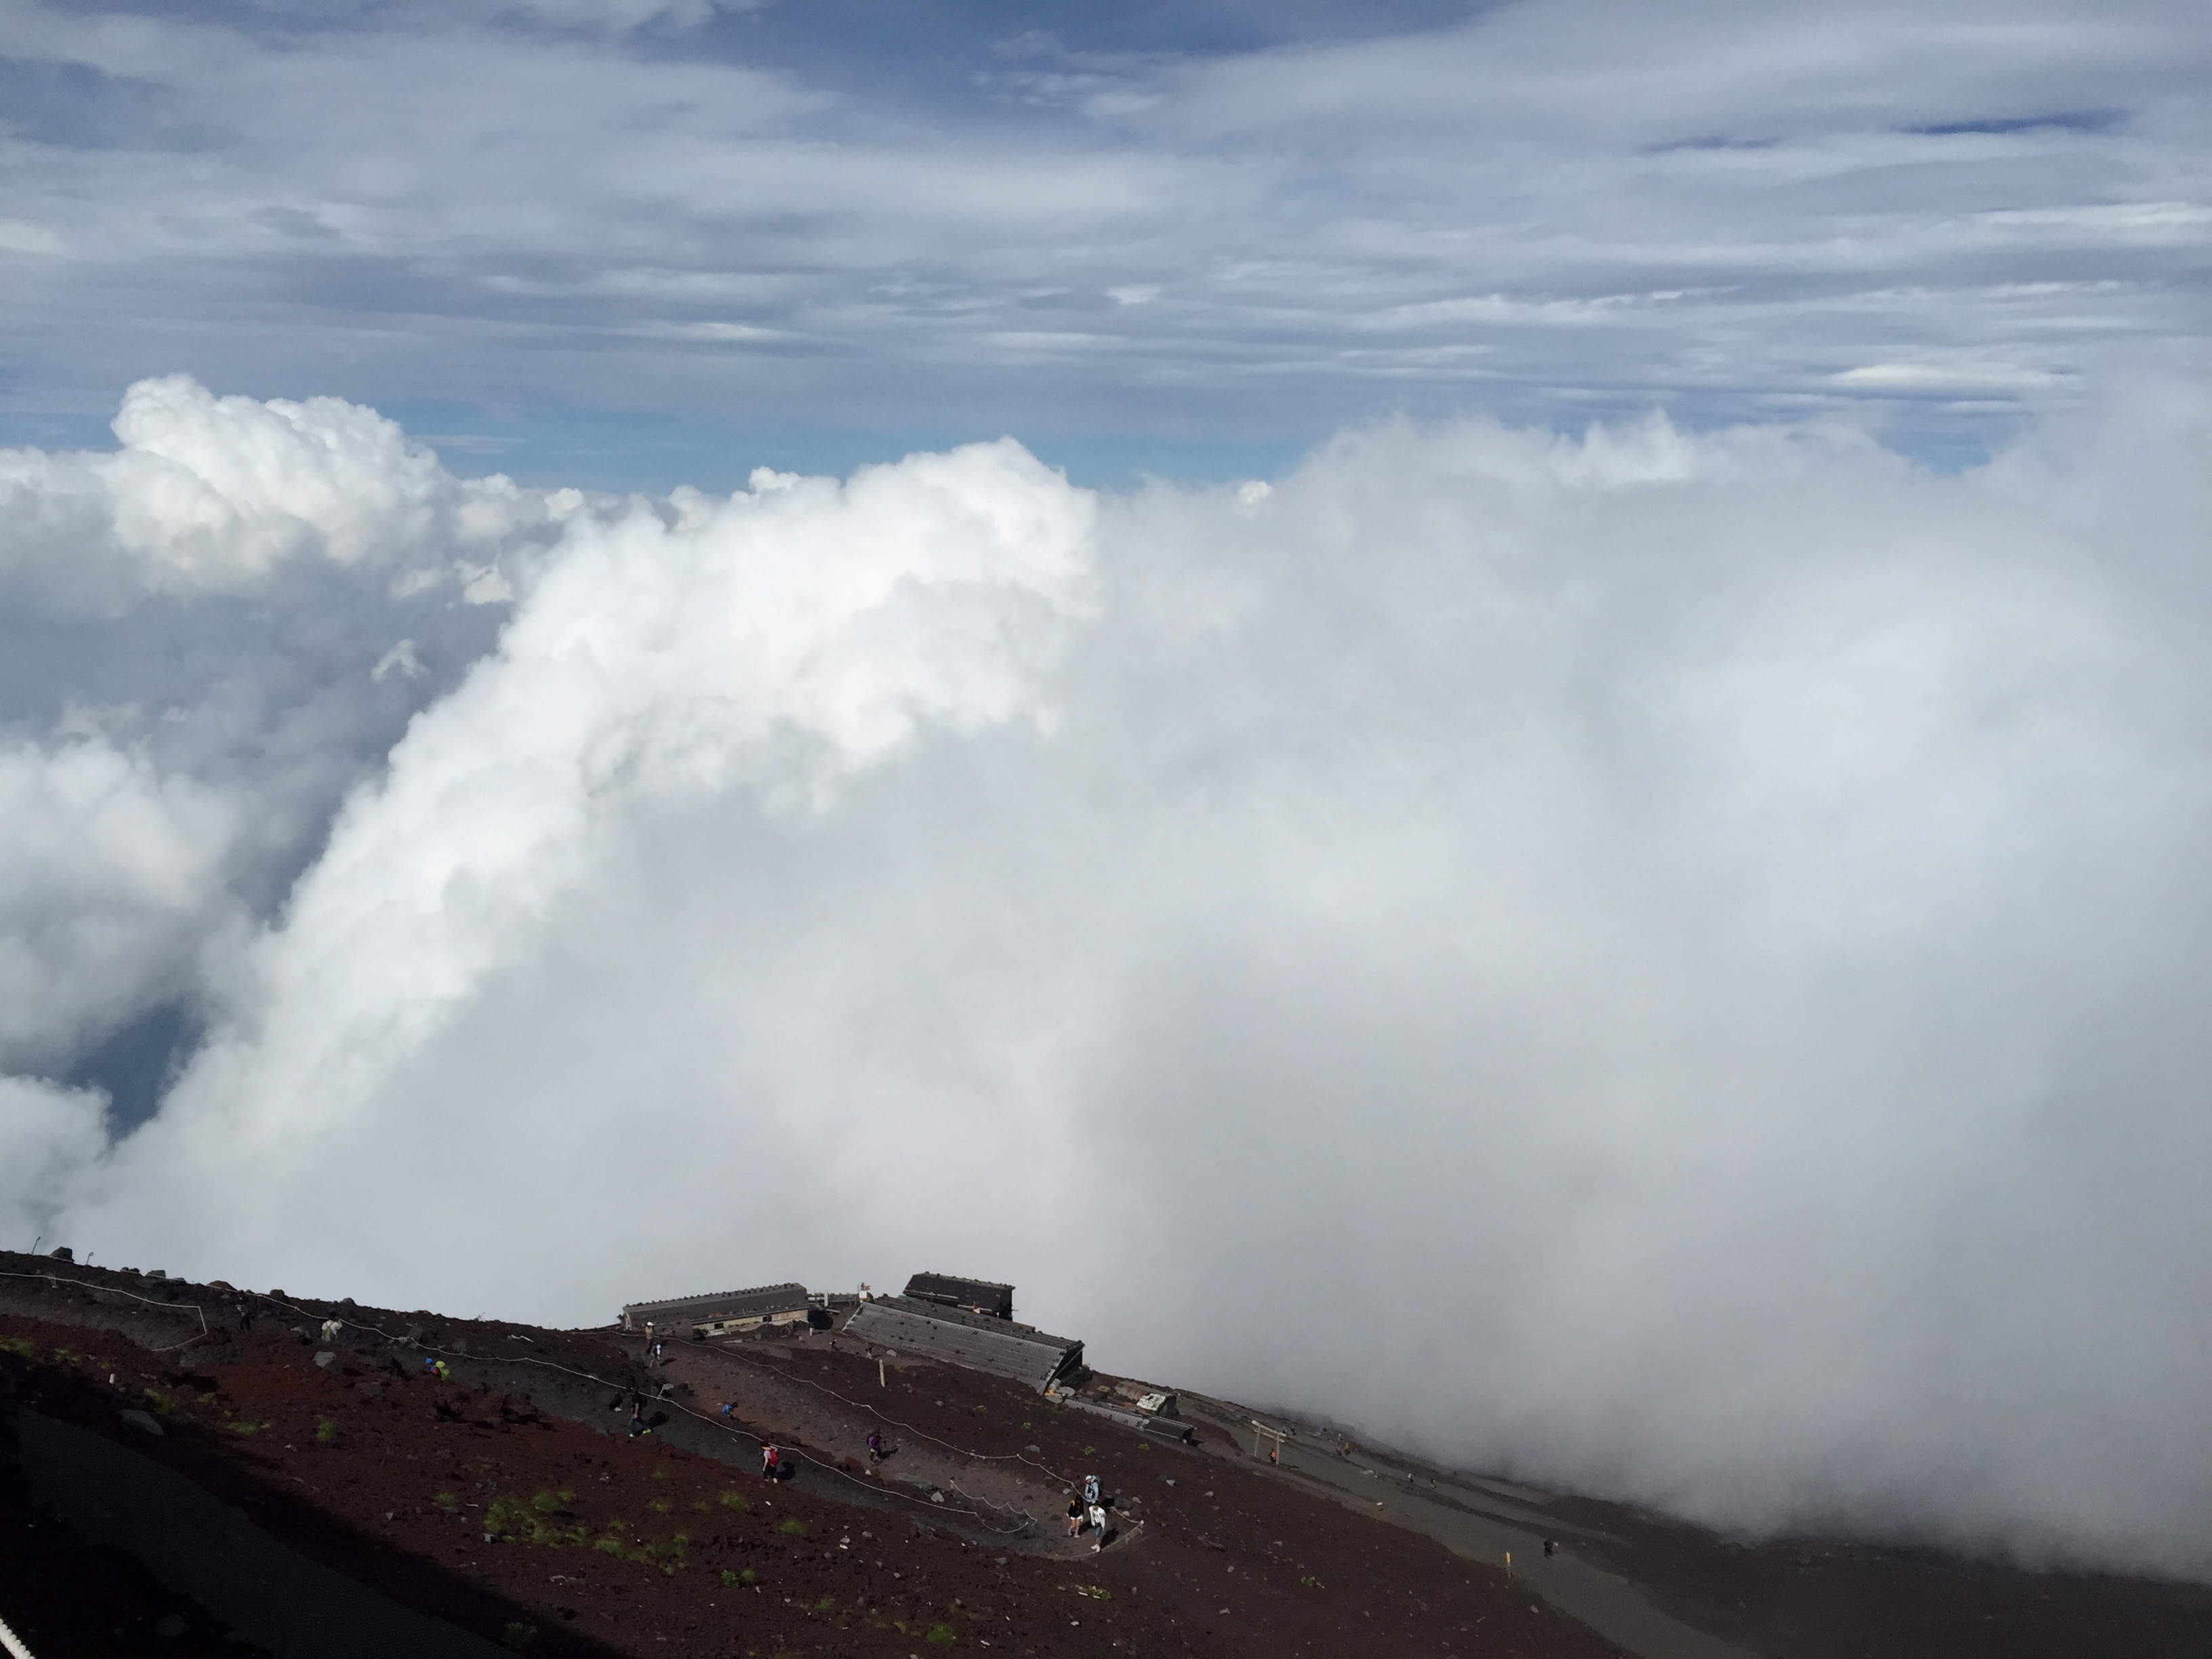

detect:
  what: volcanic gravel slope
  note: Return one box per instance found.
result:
[0,1256,1618,1659]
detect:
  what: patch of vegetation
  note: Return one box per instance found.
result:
[434,1492,460,1511]
[1300,1574,1324,1589]
[776,1519,806,1538]
[926,1622,957,1646]
[0,1336,37,1359]
[1075,1585,1111,1601]
[739,1568,758,1586]
[718,1492,751,1513]
[314,1418,338,1444]
[485,1494,587,1547]
[588,1520,685,1574]
[815,1596,834,1611]
[647,1498,671,1513]
[224,1418,262,1436]
[501,1622,537,1651]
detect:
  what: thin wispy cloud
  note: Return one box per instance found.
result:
[0,0,2203,478]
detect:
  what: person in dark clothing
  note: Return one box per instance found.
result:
[866,1431,884,1462]
[1066,1496,1084,1538]
[630,1393,652,1437]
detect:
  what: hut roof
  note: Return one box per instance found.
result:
[844,1297,1080,1391]
[621,1282,809,1326]
[902,1273,1015,1319]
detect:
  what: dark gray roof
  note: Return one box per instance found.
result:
[622,1282,809,1325]
[844,1297,1080,1391]
[903,1273,1015,1319]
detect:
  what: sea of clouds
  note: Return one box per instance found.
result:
[3,375,2210,1578]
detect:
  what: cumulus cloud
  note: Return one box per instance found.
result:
[0,375,546,609]
[0,739,237,1073]
[0,376,547,1129]
[17,376,2212,1580]
[0,1076,107,1250]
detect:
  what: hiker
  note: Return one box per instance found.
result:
[1544,1539,1559,1558]
[866,1430,884,1463]
[321,1317,343,1342]
[1088,1502,1109,1552]
[630,1392,652,1437]
[425,1357,451,1382]
[762,1442,781,1480]
[1082,1473,1100,1507]
[720,1401,736,1418]
[1066,1496,1083,1538]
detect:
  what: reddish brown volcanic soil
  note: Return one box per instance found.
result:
[0,1257,1615,1659]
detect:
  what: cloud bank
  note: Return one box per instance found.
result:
[8,377,2212,1580]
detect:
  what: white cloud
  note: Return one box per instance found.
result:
[30,377,2212,1579]
[69,431,1094,1240]
[0,375,550,609]
[0,377,559,1119]
[0,1076,107,1251]
[0,739,238,1073]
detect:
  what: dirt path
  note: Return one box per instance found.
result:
[1173,1398,1754,1659]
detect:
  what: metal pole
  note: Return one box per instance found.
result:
[0,1609,40,1659]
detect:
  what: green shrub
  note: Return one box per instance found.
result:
[647,1498,671,1513]
[434,1492,459,1511]
[500,1622,537,1651]
[718,1492,751,1513]
[776,1519,806,1537]
[314,1418,337,1444]
[926,1622,957,1646]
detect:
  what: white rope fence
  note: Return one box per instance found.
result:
[0,1270,209,1353]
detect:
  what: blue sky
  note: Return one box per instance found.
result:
[1,0,2207,487]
